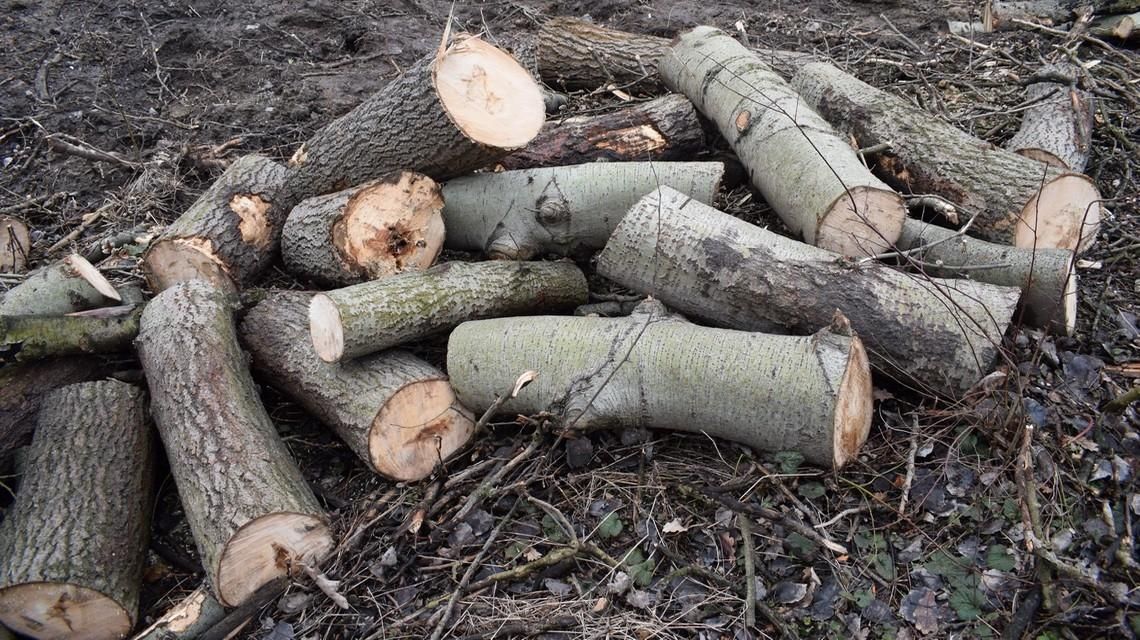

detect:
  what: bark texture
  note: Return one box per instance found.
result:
[132,585,226,640]
[660,27,906,257]
[1090,12,1139,39]
[442,161,724,260]
[0,380,152,640]
[791,61,1102,253]
[447,303,872,469]
[0,358,99,457]
[0,216,30,274]
[240,292,474,481]
[1,258,118,315]
[310,260,588,363]
[136,280,332,607]
[142,155,288,293]
[986,0,1140,28]
[596,187,1022,398]
[0,306,141,362]
[1005,63,1095,171]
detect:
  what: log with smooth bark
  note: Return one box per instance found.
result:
[281,172,445,286]
[660,26,906,257]
[0,216,30,273]
[0,380,152,640]
[1,255,119,315]
[136,280,332,607]
[442,161,724,259]
[499,94,706,170]
[240,292,474,481]
[1005,64,1095,171]
[447,303,872,469]
[596,187,1022,398]
[791,61,1102,253]
[310,260,588,363]
[0,358,98,457]
[143,155,288,293]
[0,305,141,362]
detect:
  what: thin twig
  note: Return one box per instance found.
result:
[899,416,919,515]
[739,516,756,628]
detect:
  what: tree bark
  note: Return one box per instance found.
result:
[596,186,1022,399]
[498,94,706,170]
[0,380,152,640]
[896,218,1077,335]
[790,61,1102,253]
[441,161,724,260]
[142,155,288,294]
[0,358,99,457]
[1,305,141,362]
[660,27,906,257]
[135,280,332,608]
[1005,64,1095,172]
[281,172,445,287]
[1,255,119,315]
[310,261,587,363]
[985,0,1140,29]
[447,302,872,469]
[1089,12,1139,39]
[240,292,474,481]
[0,216,30,274]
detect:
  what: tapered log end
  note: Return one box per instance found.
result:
[309,294,344,363]
[370,379,475,481]
[832,336,873,469]
[142,238,236,295]
[1017,174,1101,253]
[216,513,333,607]
[65,254,120,301]
[817,187,906,257]
[0,583,132,640]
[1014,148,1067,169]
[434,36,545,150]
[337,173,445,278]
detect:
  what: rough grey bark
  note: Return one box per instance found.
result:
[1,258,117,315]
[0,380,152,640]
[143,155,288,293]
[0,305,141,362]
[0,358,99,457]
[791,61,1102,253]
[660,27,906,257]
[240,292,474,481]
[447,302,873,469]
[136,280,332,607]
[596,187,1022,398]
[1005,63,1095,172]
[441,161,724,260]
[311,260,588,363]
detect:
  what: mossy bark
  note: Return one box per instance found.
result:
[1,306,141,362]
[1,259,116,315]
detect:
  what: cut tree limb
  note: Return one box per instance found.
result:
[1,254,119,315]
[0,216,30,273]
[310,260,588,363]
[791,61,1102,253]
[596,187,1022,398]
[660,26,906,257]
[131,585,227,640]
[281,172,445,286]
[240,292,474,481]
[1090,12,1139,39]
[442,161,724,260]
[142,155,288,293]
[447,302,872,469]
[1005,63,1095,172]
[1,304,142,362]
[984,0,1140,29]
[0,380,152,640]
[136,280,333,607]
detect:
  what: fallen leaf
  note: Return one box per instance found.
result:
[662,518,689,534]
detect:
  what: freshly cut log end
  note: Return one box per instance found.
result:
[832,333,873,469]
[0,216,30,274]
[818,187,908,257]
[140,237,234,294]
[0,583,131,640]
[371,379,472,480]
[66,254,120,301]
[310,294,345,363]
[1017,173,1101,254]
[216,513,332,608]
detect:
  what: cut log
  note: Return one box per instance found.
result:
[1090,12,1139,39]
[1,305,141,362]
[279,35,545,213]
[448,302,872,469]
[596,187,1022,398]
[310,260,588,363]
[499,94,706,170]
[1005,64,1095,172]
[1,255,119,315]
[442,161,724,260]
[0,380,152,640]
[896,219,1077,334]
[240,292,474,481]
[0,358,99,457]
[660,27,906,257]
[791,61,1102,253]
[281,172,445,286]
[131,585,226,640]
[984,0,1140,29]
[142,155,288,294]
[0,216,30,274]
[135,280,333,607]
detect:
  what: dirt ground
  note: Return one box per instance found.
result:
[2,1,1139,639]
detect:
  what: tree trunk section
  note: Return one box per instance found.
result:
[896,218,1076,335]
[142,155,288,294]
[310,261,588,363]
[1090,12,1139,39]
[1,305,141,362]
[791,61,1102,253]
[281,172,445,287]
[499,95,705,170]
[0,216,30,274]
[596,186,1022,399]
[1004,64,1095,172]
[1,256,119,315]
[985,0,1140,29]
[660,27,906,257]
[0,380,152,640]
[0,358,99,458]
[442,161,724,260]
[448,302,872,469]
[240,292,474,481]
[135,280,332,608]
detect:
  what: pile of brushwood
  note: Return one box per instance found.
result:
[0,10,1138,640]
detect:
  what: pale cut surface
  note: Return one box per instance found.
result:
[1062,266,1078,336]
[310,294,345,362]
[435,37,545,148]
[216,513,333,607]
[1017,173,1101,253]
[335,174,444,276]
[0,583,130,640]
[0,216,30,273]
[818,187,907,257]
[66,254,120,301]
[143,238,234,293]
[1016,148,1067,168]
[370,379,474,481]
[832,337,873,468]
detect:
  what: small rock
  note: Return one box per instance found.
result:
[565,437,593,469]
[447,522,474,547]
[465,509,494,536]
[544,578,573,597]
[771,581,808,605]
[862,598,894,623]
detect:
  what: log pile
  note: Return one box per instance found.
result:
[0,17,1113,637]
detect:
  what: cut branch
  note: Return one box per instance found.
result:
[1,305,142,362]
[0,216,30,274]
[1,255,119,315]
